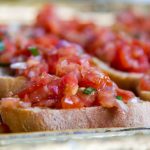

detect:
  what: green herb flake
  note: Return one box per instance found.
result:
[28,46,39,56]
[116,95,122,100]
[0,41,5,52]
[83,87,96,95]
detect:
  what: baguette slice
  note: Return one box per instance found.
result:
[1,102,150,132]
[0,76,27,98]
[93,58,143,91]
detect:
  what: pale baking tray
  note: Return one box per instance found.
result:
[0,128,150,145]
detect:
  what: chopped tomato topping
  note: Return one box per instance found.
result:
[116,10,150,41]
[0,5,141,111]
[111,40,150,73]
[80,67,113,90]
[77,89,96,107]
[35,4,61,34]
[86,29,150,73]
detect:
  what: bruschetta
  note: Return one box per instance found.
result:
[0,5,149,133]
[0,39,143,132]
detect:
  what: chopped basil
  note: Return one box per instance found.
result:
[0,41,5,52]
[28,46,39,56]
[116,95,122,100]
[83,87,96,95]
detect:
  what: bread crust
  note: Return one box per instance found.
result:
[1,102,150,132]
[0,76,27,98]
[138,90,150,101]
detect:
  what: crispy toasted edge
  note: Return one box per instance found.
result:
[1,102,150,132]
[137,88,150,101]
[0,76,27,98]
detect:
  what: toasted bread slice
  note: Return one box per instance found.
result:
[0,76,27,98]
[93,58,143,91]
[1,102,150,132]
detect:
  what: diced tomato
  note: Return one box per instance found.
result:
[80,67,113,90]
[18,73,53,98]
[18,57,48,78]
[61,95,84,109]
[111,41,149,73]
[116,88,135,103]
[56,59,80,78]
[77,89,96,107]
[97,91,117,108]
[61,72,79,96]
[33,34,59,49]
[18,74,62,108]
